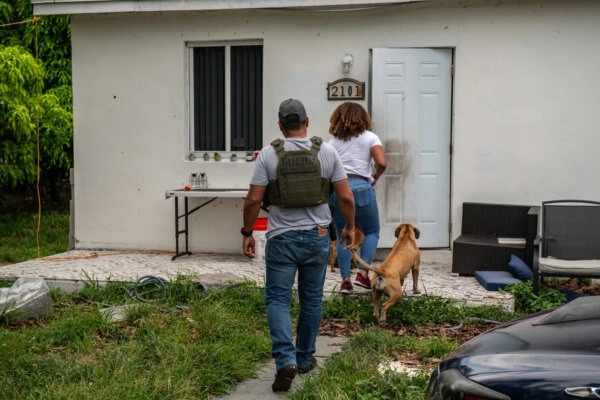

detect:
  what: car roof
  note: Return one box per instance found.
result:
[534,295,600,325]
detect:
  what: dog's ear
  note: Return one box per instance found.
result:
[413,227,420,239]
[394,225,401,238]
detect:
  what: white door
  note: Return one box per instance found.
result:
[371,48,452,248]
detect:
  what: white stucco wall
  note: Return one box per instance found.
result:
[68,0,600,253]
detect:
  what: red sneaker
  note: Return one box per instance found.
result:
[355,272,372,289]
[340,280,353,294]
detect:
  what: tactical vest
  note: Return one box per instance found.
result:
[264,136,331,208]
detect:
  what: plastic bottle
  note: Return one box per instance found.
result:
[190,173,199,189]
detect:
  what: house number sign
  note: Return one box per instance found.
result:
[327,78,365,100]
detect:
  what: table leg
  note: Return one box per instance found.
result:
[172,197,192,260]
[170,196,218,261]
[184,197,190,255]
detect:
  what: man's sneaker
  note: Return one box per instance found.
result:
[298,357,318,374]
[272,364,297,392]
[340,280,353,294]
[355,272,372,289]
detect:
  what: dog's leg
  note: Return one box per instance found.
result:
[350,253,358,269]
[412,258,421,294]
[378,280,404,325]
[380,290,403,325]
[328,240,337,272]
[371,288,382,323]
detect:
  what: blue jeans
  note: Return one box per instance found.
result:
[329,178,380,279]
[264,227,330,371]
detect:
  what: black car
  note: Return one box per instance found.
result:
[426,295,600,400]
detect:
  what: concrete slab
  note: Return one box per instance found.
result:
[218,335,346,399]
[0,249,513,310]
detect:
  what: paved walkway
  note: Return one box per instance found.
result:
[0,249,512,310]
[219,335,347,400]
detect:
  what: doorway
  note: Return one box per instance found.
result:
[370,48,453,248]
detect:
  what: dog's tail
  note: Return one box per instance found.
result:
[351,249,382,276]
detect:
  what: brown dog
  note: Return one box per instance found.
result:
[352,223,421,325]
[328,225,365,272]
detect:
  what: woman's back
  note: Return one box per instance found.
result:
[329,130,381,179]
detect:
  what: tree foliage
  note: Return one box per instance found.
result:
[0,0,72,189]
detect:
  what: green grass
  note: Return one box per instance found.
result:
[0,211,69,263]
[0,279,510,400]
[322,291,512,325]
[290,330,439,400]
[0,279,272,400]
[502,280,566,313]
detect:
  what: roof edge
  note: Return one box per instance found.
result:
[31,0,424,16]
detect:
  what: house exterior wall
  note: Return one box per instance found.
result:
[64,0,600,253]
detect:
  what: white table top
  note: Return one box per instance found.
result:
[165,188,247,199]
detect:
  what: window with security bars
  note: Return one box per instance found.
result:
[189,42,263,156]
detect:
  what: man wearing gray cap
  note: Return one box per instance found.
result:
[242,98,355,392]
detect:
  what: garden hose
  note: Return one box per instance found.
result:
[127,275,207,303]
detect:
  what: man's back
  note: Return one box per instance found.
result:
[251,137,346,238]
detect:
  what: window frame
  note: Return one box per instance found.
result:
[186,40,263,160]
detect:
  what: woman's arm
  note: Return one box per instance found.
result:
[370,145,387,186]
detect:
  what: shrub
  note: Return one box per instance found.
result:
[502,281,565,314]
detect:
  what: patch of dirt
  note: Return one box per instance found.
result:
[320,319,497,343]
[546,278,600,296]
[320,279,600,342]
[319,319,498,372]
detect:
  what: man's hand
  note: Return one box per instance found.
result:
[340,226,355,251]
[331,179,356,250]
[242,236,256,258]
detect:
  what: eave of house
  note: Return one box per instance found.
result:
[31,0,425,16]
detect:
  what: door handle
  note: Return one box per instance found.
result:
[565,387,600,398]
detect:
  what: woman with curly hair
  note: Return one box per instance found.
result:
[328,102,387,294]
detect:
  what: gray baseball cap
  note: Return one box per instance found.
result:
[278,98,307,126]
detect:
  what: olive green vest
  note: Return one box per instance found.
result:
[263,136,331,208]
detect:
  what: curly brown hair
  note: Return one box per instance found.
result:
[329,102,372,141]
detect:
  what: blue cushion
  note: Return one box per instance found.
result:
[475,270,522,291]
[508,254,533,281]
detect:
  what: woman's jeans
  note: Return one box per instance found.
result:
[329,178,380,278]
[264,227,330,371]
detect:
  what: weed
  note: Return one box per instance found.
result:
[291,330,441,400]
[502,281,565,314]
[413,336,457,360]
[0,281,271,399]
[322,293,512,327]
[0,280,14,288]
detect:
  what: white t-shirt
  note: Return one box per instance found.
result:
[250,136,347,239]
[328,130,382,182]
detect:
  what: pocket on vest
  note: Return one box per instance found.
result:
[281,172,322,206]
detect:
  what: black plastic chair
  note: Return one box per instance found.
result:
[532,200,600,293]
